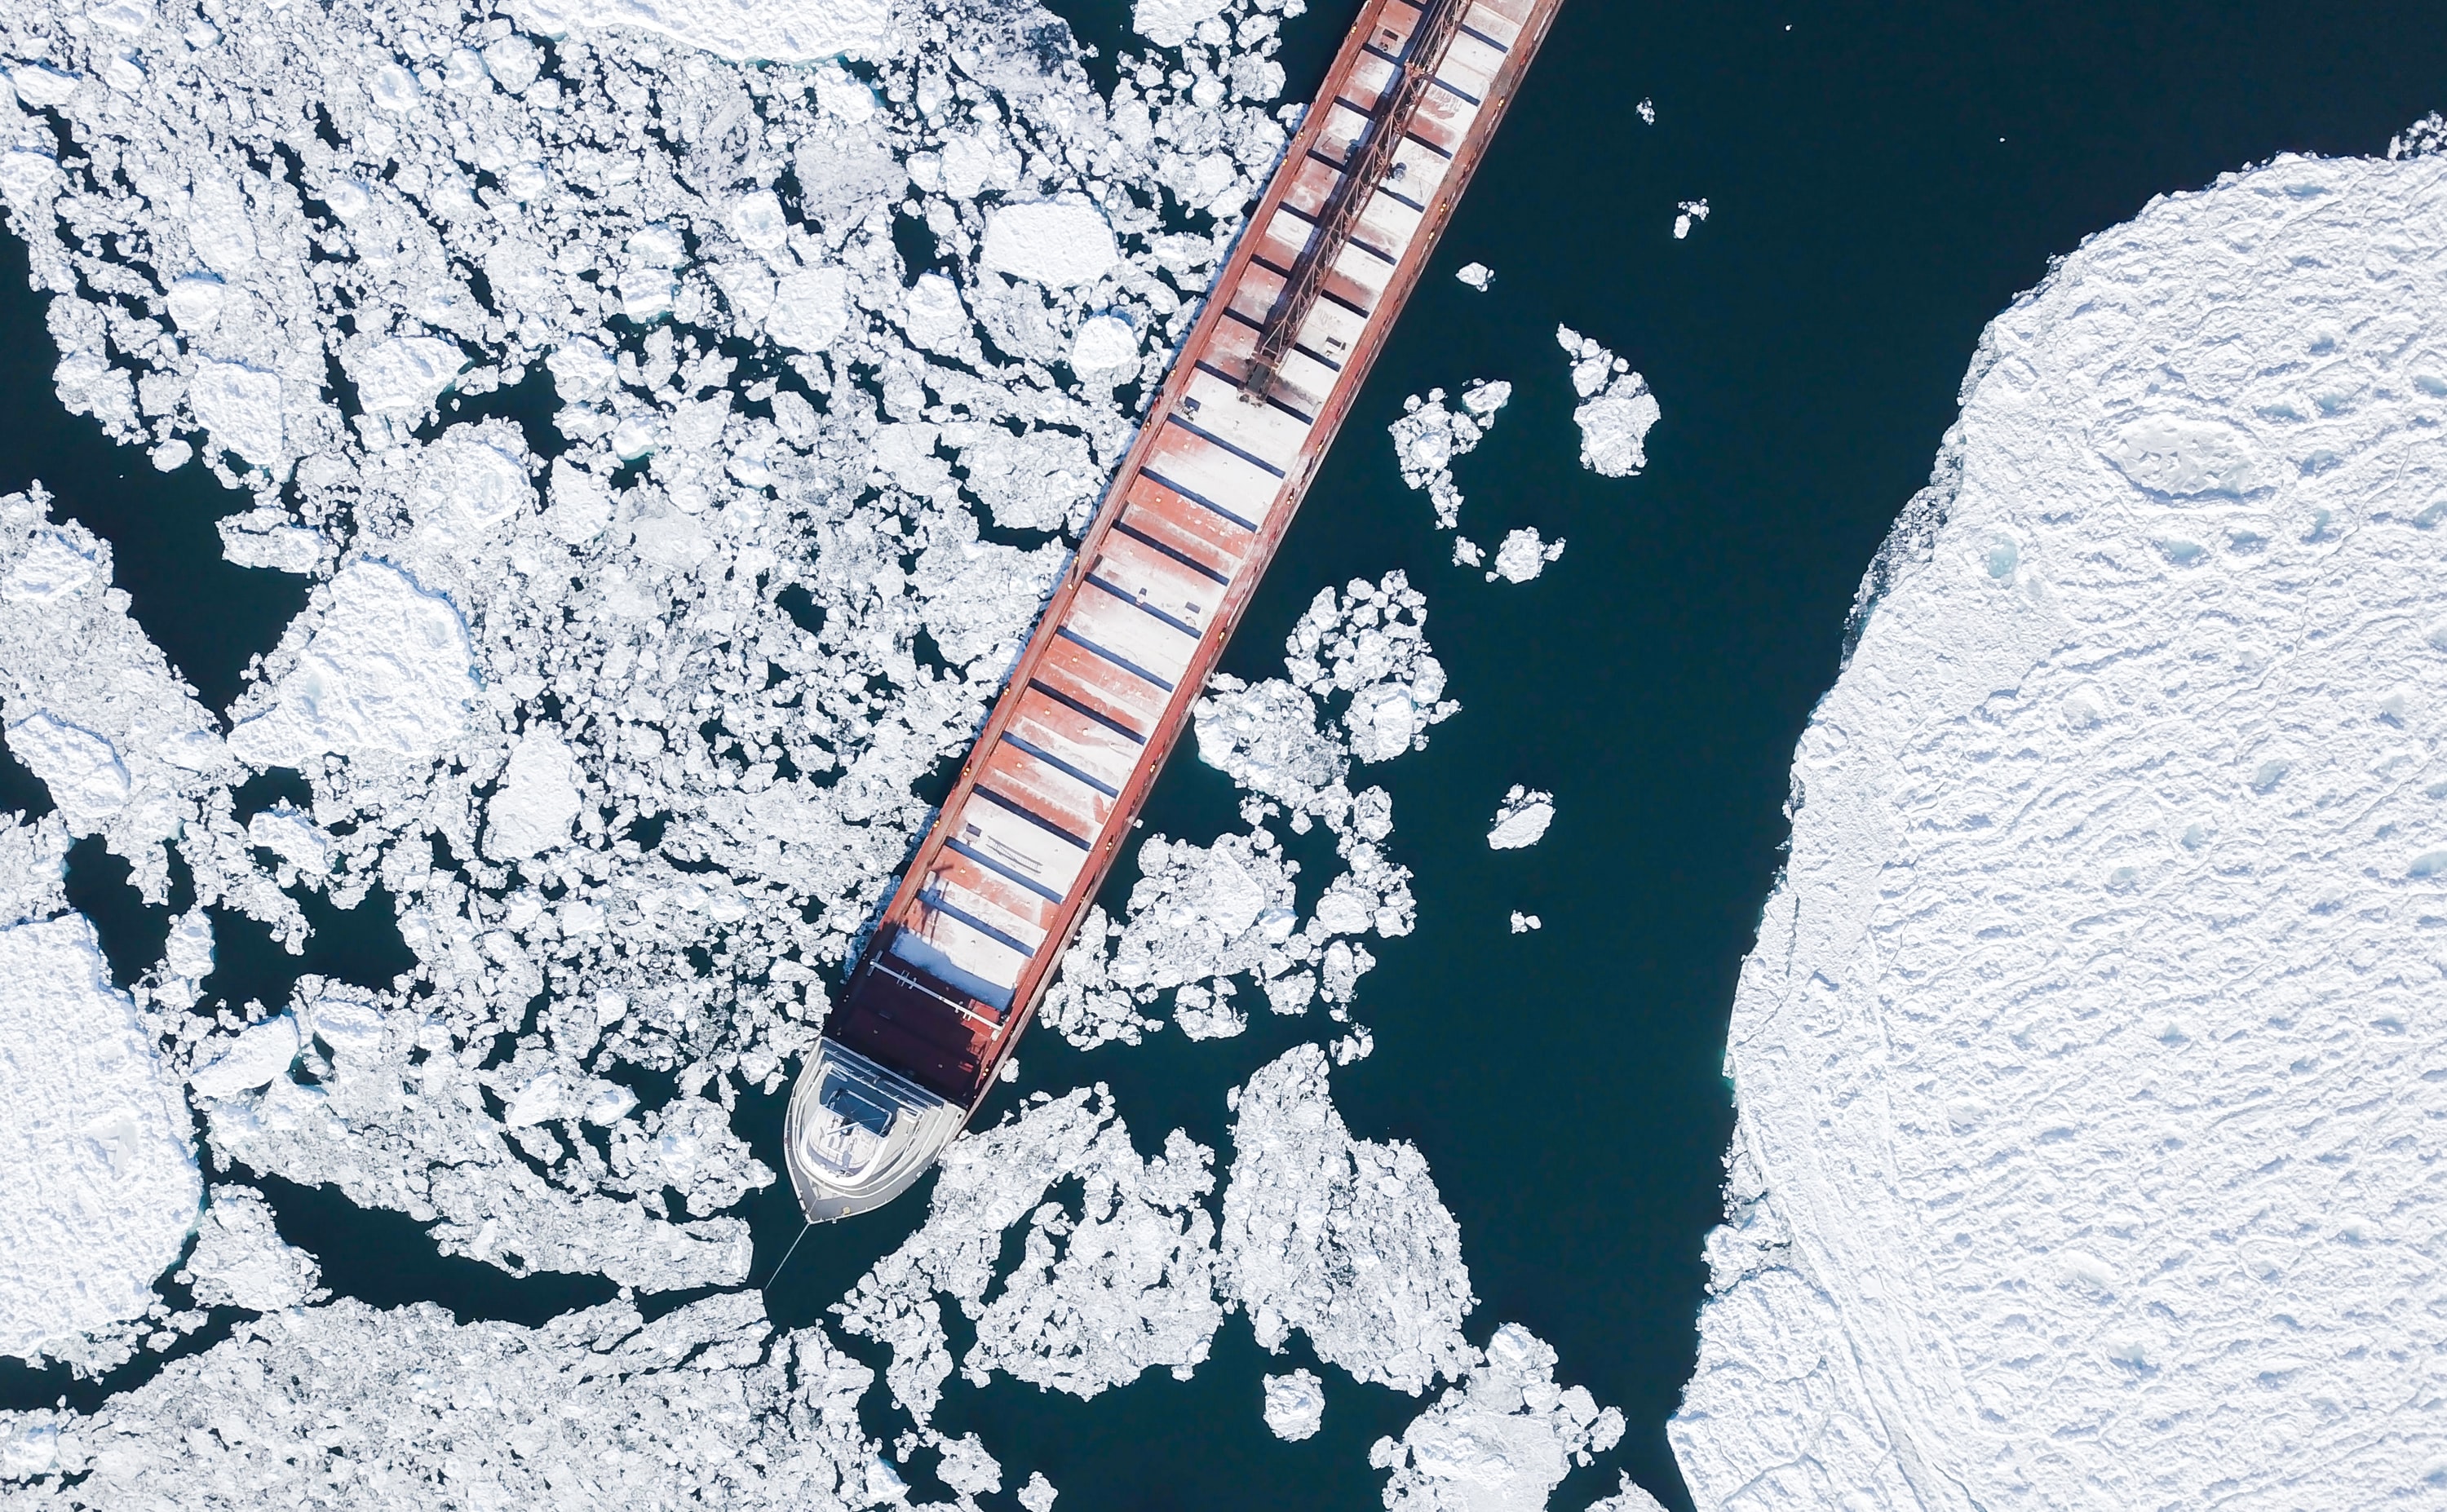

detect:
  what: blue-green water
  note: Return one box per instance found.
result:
[6,2,2447,1506]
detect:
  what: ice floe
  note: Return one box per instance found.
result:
[0,913,199,1364]
[1671,198,1709,239]
[177,1185,325,1312]
[1263,1367,1325,1440]
[1455,262,1493,291]
[1676,147,2447,1509]
[1370,1324,1624,1512]
[1487,526,1564,584]
[1486,786,1555,850]
[1557,327,1658,479]
[1221,1045,1476,1395]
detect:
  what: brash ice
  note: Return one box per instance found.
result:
[783,0,1568,1222]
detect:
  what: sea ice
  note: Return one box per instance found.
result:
[1676,147,2447,1509]
[0,913,199,1362]
[0,1293,889,1505]
[177,1185,325,1312]
[511,0,890,64]
[6,714,128,826]
[1220,1045,1476,1395]
[1455,263,1493,291]
[1369,1324,1625,1512]
[1672,199,1710,239]
[1557,327,1658,479]
[1508,912,1541,934]
[1485,786,1555,850]
[485,727,583,860]
[1263,1367,1325,1441]
[1487,527,1564,584]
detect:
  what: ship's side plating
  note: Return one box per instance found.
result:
[785,0,1567,1222]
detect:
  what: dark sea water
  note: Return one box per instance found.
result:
[5,2,2447,1507]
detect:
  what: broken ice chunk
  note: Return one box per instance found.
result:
[1509,912,1542,934]
[1454,263,1493,291]
[1134,0,1229,46]
[218,511,323,573]
[1487,786,1555,850]
[1557,326,1659,478]
[1069,312,1140,374]
[1263,1368,1325,1441]
[0,529,97,603]
[246,803,329,874]
[7,714,130,826]
[1221,1045,1476,1394]
[1488,528,1564,584]
[347,336,464,422]
[189,360,284,468]
[728,188,789,251]
[178,1185,324,1312]
[508,0,890,64]
[1674,198,1711,239]
[485,728,582,860]
[225,561,479,767]
[1370,1324,1626,1511]
[767,265,852,352]
[188,1013,301,1099]
[902,272,970,352]
[983,200,1120,288]
[162,273,228,334]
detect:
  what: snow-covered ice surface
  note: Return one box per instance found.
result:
[1558,328,1657,479]
[1455,262,1493,291]
[1221,1044,1477,1395]
[1486,786,1554,851]
[1670,199,1708,240]
[1370,1324,1625,1512]
[1264,1367,1325,1440]
[0,911,200,1364]
[1675,147,2447,1509]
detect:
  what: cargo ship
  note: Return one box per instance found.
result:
[784,0,1567,1221]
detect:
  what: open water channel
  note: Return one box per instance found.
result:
[3,2,2445,1507]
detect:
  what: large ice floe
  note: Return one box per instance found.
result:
[1675,142,2447,1507]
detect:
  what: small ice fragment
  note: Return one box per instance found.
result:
[246,804,329,874]
[1455,262,1493,291]
[1488,785,1555,850]
[1638,98,1657,124]
[1018,1471,1060,1512]
[1263,1368,1325,1441]
[766,265,851,352]
[982,200,1120,288]
[1674,198,1711,239]
[1510,912,1542,933]
[1,530,96,603]
[218,511,322,573]
[1452,536,1485,568]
